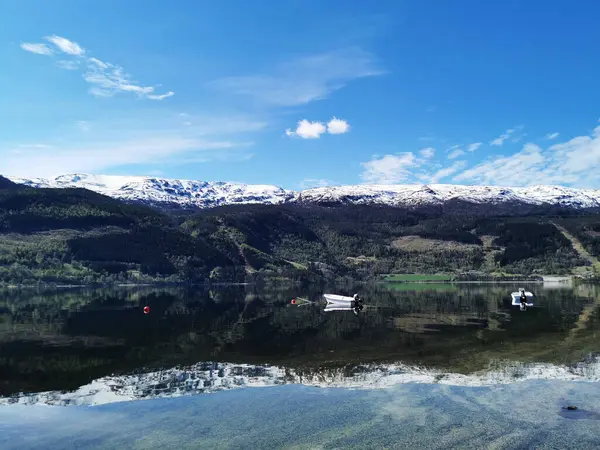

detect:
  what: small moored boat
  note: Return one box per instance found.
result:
[323,293,357,305]
[511,289,534,307]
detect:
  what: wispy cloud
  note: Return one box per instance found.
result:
[490,128,515,146]
[360,153,419,184]
[448,148,465,159]
[20,42,53,55]
[419,147,435,158]
[546,132,559,140]
[286,117,350,139]
[0,114,264,178]
[20,35,173,100]
[210,47,385,107]
[454,123,600,188]
[45,35,85,56]
[361,142,469,185]
[428,161,467,184]
[56,60,79,70]
[467,142,482,152]
[147,92,175,100]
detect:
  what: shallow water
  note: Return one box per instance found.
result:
[2,381,600,449]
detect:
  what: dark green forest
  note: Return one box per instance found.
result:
[1,177,600,285]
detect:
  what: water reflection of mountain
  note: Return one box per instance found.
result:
[1,283,599,397]
[3,357,600,407]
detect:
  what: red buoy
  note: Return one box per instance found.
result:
[291,299,296,305]
[143,306,150,314]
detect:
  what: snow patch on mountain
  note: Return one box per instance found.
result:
[7,173,600,209]
[2,357,599,407]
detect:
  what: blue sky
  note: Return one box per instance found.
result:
[2,0,600,189]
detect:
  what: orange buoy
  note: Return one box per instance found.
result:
[143,306,150,314]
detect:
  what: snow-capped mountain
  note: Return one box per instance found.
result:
[7,173,600,210]
[2,357,599,407]
[8,174,295,209]
[296,184,600,209]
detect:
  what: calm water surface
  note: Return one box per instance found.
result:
[1,282,600,448]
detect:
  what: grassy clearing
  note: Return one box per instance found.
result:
[382,274,453,282]
[551,222,600,274]
[286,260,307,270]
[391,236,479,252]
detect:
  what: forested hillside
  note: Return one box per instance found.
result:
[0,180,599,286]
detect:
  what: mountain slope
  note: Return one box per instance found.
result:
[1,177,600,285]
[0,182,321,286]
[9,173,600,211]
[0,176,19,190]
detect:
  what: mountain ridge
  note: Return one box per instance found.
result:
[8,173,600,211]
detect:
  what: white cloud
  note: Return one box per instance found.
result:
[56,60,79,70]
[286,117,350,139]
[84,59,174,100]
[20,43,53,55]
[327,117,350,134]
[454,143,546,185]
[546,132,559,140]
[356,122,600,189]
[448,149,465,159]
[147,92,175,100]
[428,161,467,183]
[467,142,482,152]
[360,153,418,184]
[1,114,264,178]
[490,128,515,146]
[45,35,85,56]
[419,147,435,158]
[20,35,173,100]
[453,124,600,187]
[2,138,234,178]
[286,120,326,139]
[209,47,385,106]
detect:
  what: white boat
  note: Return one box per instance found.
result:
[511,290,534,306]
[323,294,356,305]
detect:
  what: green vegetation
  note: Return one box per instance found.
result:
[384,282,458,292]
[553,219,600,275]
[1,180,599,286]
[382,274,453,282]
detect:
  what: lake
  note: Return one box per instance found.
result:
[1,282,600,448]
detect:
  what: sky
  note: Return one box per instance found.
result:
[1,0,600,190]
